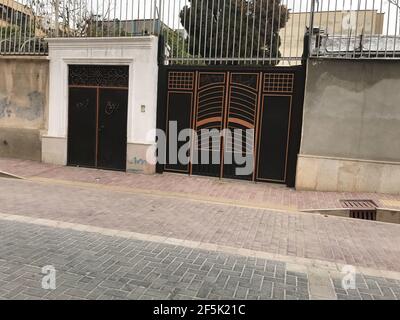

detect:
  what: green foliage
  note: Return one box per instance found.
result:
[163,29,200,63]
[0,26,21,39]
[0,25,46,53]
[180,0,289,65]
[0,24,36,39]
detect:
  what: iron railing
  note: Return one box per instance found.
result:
[0,0,399,63]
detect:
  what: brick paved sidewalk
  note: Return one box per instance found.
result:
[1,158,400,212]
[1,178,399,273]
[1,219,400,300]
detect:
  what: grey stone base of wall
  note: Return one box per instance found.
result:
[41,136,67,166]
[0,128,42,161]
[296,154,400,195]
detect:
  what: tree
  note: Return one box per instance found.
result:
[25,0,92,37]
[179,0,289,64]
[163,29,201,64]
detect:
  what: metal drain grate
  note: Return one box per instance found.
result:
[349,210,377,221]
[340,200,378,221]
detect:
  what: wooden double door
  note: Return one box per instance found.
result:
[67,65,129,171]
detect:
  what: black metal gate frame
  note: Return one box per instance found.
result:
[68,84,129,169]
[67,65,129,171]
[156,64,306,188]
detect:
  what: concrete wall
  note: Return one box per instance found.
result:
[0,57,49,161]
[297,59,400,194]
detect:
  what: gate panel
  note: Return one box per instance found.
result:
[158,66,305,187]
[257,95,292,183]
[223,73,260,181]
[192,73,226,178]
[165,91,193,173]
[67,87,97,168]
[97,88,128,171]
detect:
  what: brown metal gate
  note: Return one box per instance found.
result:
[157,65,305,187]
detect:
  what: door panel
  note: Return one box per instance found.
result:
[97,88,128,171]
[257,95,292,182]
[165,92,192,173]
[67,87,97,167]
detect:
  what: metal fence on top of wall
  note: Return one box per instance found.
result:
[0,0,399,63]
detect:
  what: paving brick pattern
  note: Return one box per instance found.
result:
[0,220,311,300]
[1,220,400,300]
[0,178,400,273]
[331,275,400,300]
[1,158,400,211]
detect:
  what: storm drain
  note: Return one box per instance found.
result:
[340,200,377,221]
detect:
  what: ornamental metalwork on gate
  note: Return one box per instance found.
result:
[157,65,305,187]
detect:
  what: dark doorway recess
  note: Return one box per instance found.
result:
[67,65,129,171]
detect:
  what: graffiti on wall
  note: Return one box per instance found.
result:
[0,91,45,122]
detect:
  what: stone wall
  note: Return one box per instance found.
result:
[0,57,49,161]
[297,58,400,194]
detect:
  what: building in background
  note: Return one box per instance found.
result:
[280,10,385,63]
[100,19,168,36]
[0,0,45,37]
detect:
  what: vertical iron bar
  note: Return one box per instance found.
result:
[250,0,257,64]
[226,0,232,63]
[262,0,270,63]
[368,0,376,58]
[203,0,209,63]
[280,0,289,64]
[394,0,399,58]
[214,0,221,64]
[325,0,331,57]
[352,0,361,58]
[208,0,215,63]
[316,0,324,58]
[220,0,227,63]
[232,0,238,63]
[385,0,391,58]
[238,0,244,63]
[332,0,338,56]
[256,0,263,64]
[9,0,15,54]
[275,0,283,62]
[360,0,368,58]
[244,0,250,63]
[269,0,276,62]
[172,0,176,59]
[183,0,188,64]
[197,0,203,60]
[309,0,316,59]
